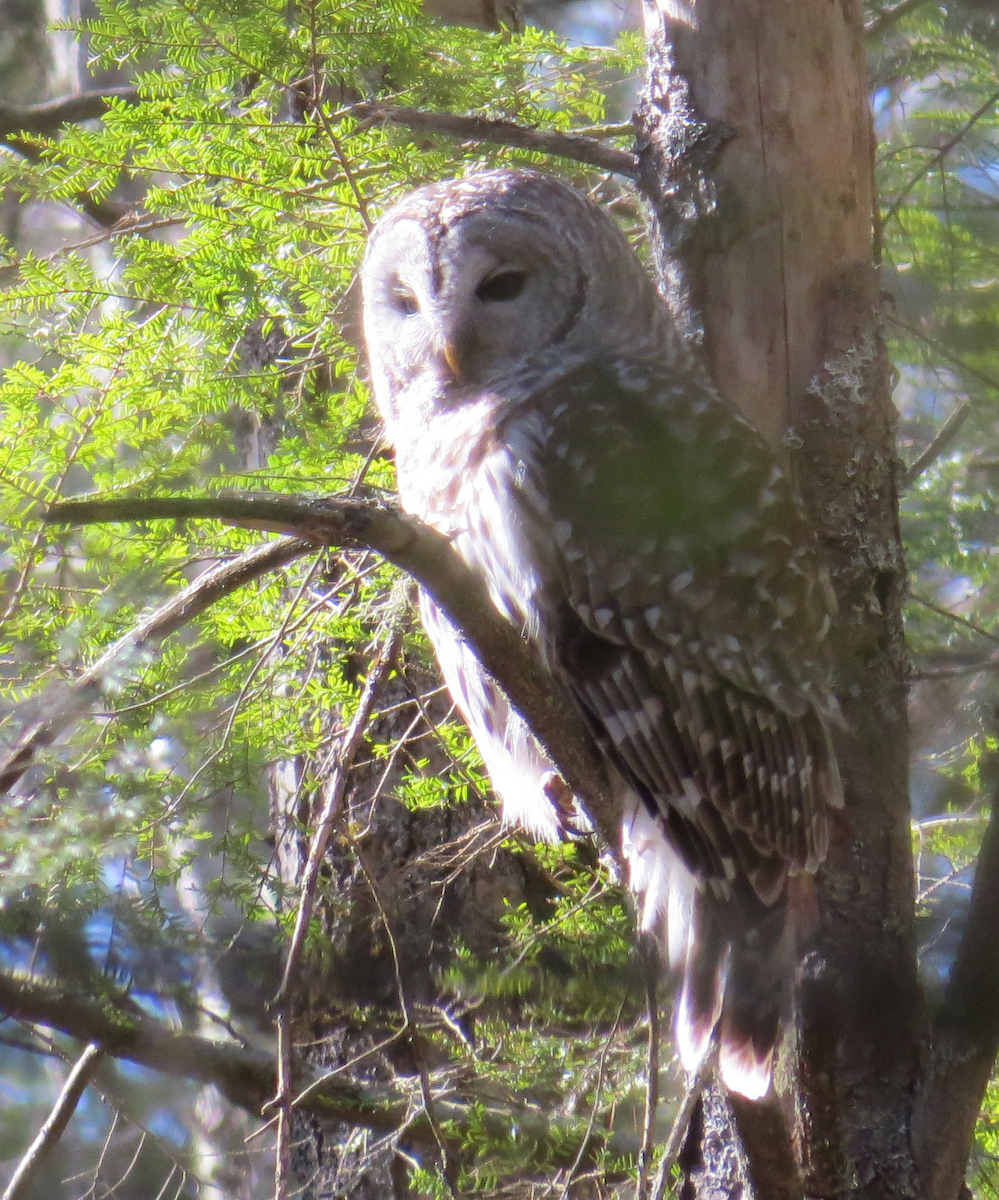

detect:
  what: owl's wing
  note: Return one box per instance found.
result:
[513,362,843,1092]
[515,361,841,899]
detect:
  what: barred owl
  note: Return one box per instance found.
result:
[361,169,842,1099]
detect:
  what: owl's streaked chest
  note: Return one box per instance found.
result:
[393,395,550,642]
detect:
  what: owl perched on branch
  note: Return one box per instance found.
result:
[361,169,842,1099]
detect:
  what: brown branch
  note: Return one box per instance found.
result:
[0,89,635,230]
[0,967,638,1163]
[727,1093,803,1200]
[0,88,139,142]
[43,492,617,849]
[0,535,311,796]
[909,593,999,647]
[0,88,140,229]
[0,967,403,1130]
[914,793,999,1198]
[1,1042,104,1200]
[900,400,972,490]
[865,0,931,39]
[635,940,661,1200]
[649,1056,712,1200]
[346,102,639,177]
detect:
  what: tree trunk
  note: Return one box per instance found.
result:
[635,2,920,1197]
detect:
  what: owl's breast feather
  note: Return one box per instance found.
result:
[392,395,553,649]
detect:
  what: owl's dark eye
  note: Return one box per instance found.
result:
[391,289,419,316]
[475,270,528,303]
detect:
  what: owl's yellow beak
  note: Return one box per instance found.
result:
[442,340,463,380]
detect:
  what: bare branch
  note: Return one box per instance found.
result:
[727,1091,804,1200]
[0,966,401,1129]
[43,493,617,848]
[909,593,999,647]
[347,102,639,178]
[1,1042,104,1200]
[0,535,311,796]
[649,1057,712,1200]
[635,940,661,1200]
[0,88,637,229]
[273,623,403,1008]
[0,967,638,1163]
[900,400,972,490]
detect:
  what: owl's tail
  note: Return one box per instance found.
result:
[622,803,811,1099]
[675,886,804,1099]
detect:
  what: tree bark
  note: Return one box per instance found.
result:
[635,2,918,1197]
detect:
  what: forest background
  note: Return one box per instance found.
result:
[1,0,999,1197]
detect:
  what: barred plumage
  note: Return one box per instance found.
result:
[361,169,842,1097]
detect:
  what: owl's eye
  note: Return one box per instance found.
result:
[391,289,419,316]
[475,270,528,303]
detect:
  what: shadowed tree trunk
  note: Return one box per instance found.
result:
[635,4,999,1199]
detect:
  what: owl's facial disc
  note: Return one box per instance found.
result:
[362,210,585,407]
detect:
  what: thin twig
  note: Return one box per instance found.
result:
[557,995,630,1200]
[272,1011,292,1200]
[909,594,999,647]
[352,845,460,1197]
[910,655,999,681]
[272,622,403,1007]
[2,1042,104,1200]
[882,87,999,227]
[0,536,310,795]
[901,400,972,489]
[572,122,636,139]
[889,314,999,399]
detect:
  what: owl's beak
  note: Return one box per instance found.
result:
[441,340,463,381]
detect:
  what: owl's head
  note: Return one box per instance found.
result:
[361,170,671,432]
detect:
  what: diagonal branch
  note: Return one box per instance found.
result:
[0,966,405,1130]
[1,1042,104,1200]
[273,623,403,1009]
[889,314,999,399]
[900,400,972,490]
[346,102,639,177]
[865,0,931,39]
[0,535,311,796]
[42,492,616,848]
[882,86,999,227]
